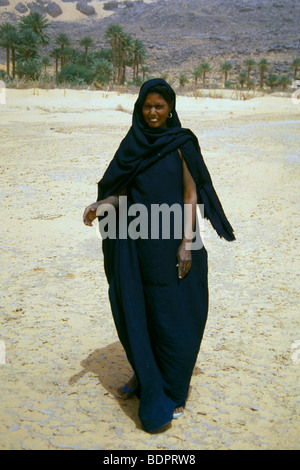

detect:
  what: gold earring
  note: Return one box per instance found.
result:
[168,112,173,119]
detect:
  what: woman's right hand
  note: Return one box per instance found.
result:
[83,202,100,226]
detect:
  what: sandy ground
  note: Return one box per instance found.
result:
[0,87,299,450]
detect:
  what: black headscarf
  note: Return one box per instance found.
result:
[97,78,235,241]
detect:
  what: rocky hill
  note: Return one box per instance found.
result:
[0,0,299,79]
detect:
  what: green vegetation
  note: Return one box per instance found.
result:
[244,58,256,89]
[187,56,298,92]
[291,58,300,80]
[0,15,147,88]
[221,61,232,85]
[238,71,247,88]
[178,73,188,88]
[257,58,270,88]
[199,62,211,86]
[192,65,201,85]
[0,13,298,93]
[79,36,94,66]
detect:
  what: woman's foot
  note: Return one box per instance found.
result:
[116,374,138,399]
[173,406,184,418]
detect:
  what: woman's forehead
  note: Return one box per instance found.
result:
[143,92,169,104]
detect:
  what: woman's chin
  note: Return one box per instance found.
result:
[146,121,167,129]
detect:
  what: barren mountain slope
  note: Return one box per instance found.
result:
[0,0,299,76]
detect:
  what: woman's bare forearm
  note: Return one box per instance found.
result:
[96,187,127,216]
[96,194,119,216]
[177,149,198,278]
[182,193,197,243]
[83,187,127,226]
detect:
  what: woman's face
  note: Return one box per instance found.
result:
[142,93,172,129]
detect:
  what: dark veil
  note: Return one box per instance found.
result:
[97,78,235,242]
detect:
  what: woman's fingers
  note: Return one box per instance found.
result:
[177,259,192,279]
[176,242,192,279]
[83,205,96,226]
[83,207,91,226]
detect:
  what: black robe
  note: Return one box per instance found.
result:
[96,79,235,432]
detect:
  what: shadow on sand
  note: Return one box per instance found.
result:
[68,341,143,430]
[69,341,202,431]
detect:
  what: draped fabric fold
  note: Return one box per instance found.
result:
[96,79,235,432]
[97,78,235,242]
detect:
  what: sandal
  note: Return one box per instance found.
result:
[116,384,137,399]
[173,406,184,419]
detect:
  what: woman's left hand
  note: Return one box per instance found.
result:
[177,241,192,279]
[83,202,100,226]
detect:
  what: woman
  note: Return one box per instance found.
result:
[83,78,235,433]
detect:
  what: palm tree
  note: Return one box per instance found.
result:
[60,46,75,69]
[90,47,113,63]
[238,71,247,89]
[92,58,113,85]
[7,28,20,80]
[79,36,94,66]
[55,33,71,69]
[248,79,255,90]
[16,29,40,62]
[16,57,42,80]
[291,58,300,80]
[50,48,61,79]
[192,65,201,85]
[278,74,292,91]
[132,39,147,80]
[199,62,211,87]
[41,56,51,75]
[265,73,278,90]
[105,24,124,84]
[19,12,50,46]
[258,58,270,88]
[0,24,20,79]
[141,64,149,80]
[221,61,232,85]
[0,22,15,76]
[118,32,133,85]
[244,58,256,89]
[55,33,71,51]
[178,73,188,88]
